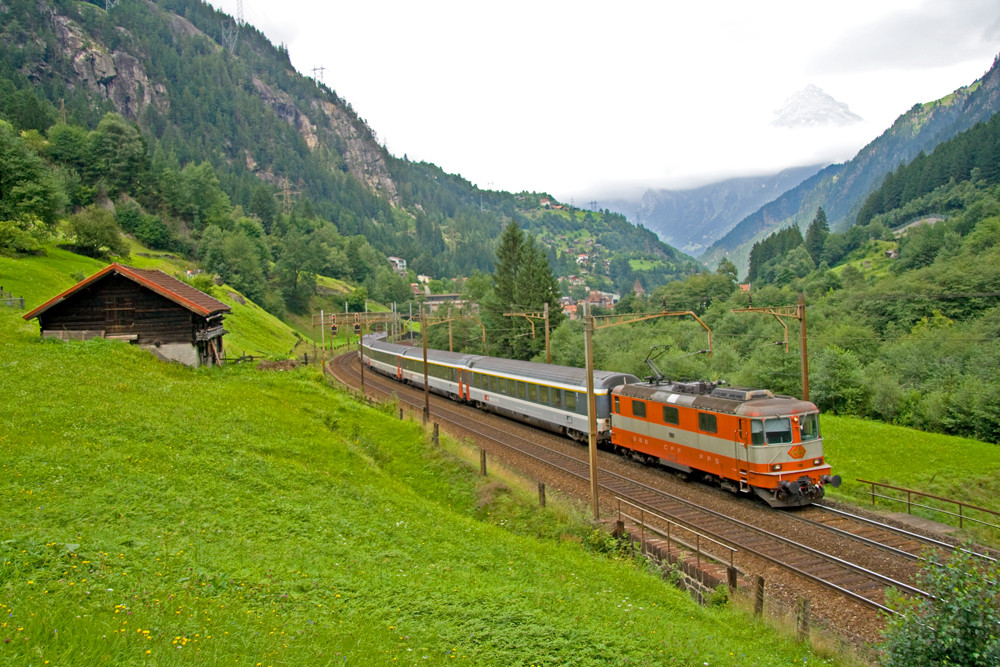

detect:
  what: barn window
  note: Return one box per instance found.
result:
[698,412,717,433]
[662,405,679,425]
[632,400,646,418]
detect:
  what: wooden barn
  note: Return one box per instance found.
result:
[23,263,231,367]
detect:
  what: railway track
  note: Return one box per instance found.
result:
[329,351,972,616]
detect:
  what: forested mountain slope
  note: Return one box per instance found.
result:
[701,54,1000,274]
[0,0,694,295]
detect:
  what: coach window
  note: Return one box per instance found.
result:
[553,390,563,409]
[751,420,765,445]
[539,386,550,405]
[632,400,646,418]
[698,412,717,434]
[764,417,793,444]
[662,405,679,425]
[528,383,538,402]
[566,390,577,411]
[517,381,526,399]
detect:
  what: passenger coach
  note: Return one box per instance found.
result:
[361,335,639,441]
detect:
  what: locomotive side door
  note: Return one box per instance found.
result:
[736,419,750,492]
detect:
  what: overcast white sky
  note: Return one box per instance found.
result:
[205,0,1000,201]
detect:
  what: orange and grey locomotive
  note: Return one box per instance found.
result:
[611,380,839,507]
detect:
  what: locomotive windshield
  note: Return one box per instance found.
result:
[750,418,793,445]
[799,412,820,441]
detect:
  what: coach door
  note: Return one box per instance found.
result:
[735,419,750,492]
[457,369,468,400]
[395,354,403,380]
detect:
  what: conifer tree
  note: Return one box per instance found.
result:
[804,207,829,264]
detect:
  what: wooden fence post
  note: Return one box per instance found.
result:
[432,423,439,447]
[797,597,810,641]
[754,575,764,616]
[480,449,487,476]
[538,482,546,507]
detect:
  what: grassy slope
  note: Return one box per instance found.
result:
[0,311,827,666]
[823,414,1000,538]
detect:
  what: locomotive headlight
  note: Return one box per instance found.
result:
[771,464,783,472]
[813,458,823,466]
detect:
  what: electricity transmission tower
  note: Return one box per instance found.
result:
[221,0,245,53]
[106,0,121,10]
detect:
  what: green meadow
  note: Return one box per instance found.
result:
[0,311,833,666]
[823,414,1000,543]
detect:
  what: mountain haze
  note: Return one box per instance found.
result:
[599,164,824,256]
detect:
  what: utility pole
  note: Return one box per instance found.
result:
[543,302,551,364]
[320,309,325,367]
[798,292,810,401]
[730,292,810,400]
[421,304,430,424]
[584,303,600,520]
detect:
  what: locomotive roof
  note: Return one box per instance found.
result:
[615,382,818,416]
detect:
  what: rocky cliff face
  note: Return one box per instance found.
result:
[52,13,168,119]
[28,1,398,204]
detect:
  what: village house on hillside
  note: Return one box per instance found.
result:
[23,263,230,368]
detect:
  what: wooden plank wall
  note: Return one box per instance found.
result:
[39,274,205,345]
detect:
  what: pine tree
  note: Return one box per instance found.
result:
[804,207,829,264]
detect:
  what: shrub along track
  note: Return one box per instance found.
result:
[328,350,981,647]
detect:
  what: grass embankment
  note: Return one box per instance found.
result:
[823,415,1000,543]
[0,311,830,666]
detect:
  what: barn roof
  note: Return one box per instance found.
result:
[23,263,231,320]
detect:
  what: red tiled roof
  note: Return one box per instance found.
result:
[23,263,231,320]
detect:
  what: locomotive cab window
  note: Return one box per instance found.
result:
[764,417,793,444]
[662,405,679,425]
[799,412,820,441]
[614,396,620,413]
[632,400,646,418]
[698,412,717,433]
[751,420,765,445]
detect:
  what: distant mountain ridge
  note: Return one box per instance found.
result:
[701,54,1000,273]
[599,164,824,257]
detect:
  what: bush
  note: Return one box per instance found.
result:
[880,544,1000,666]
[68,205,128,258]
